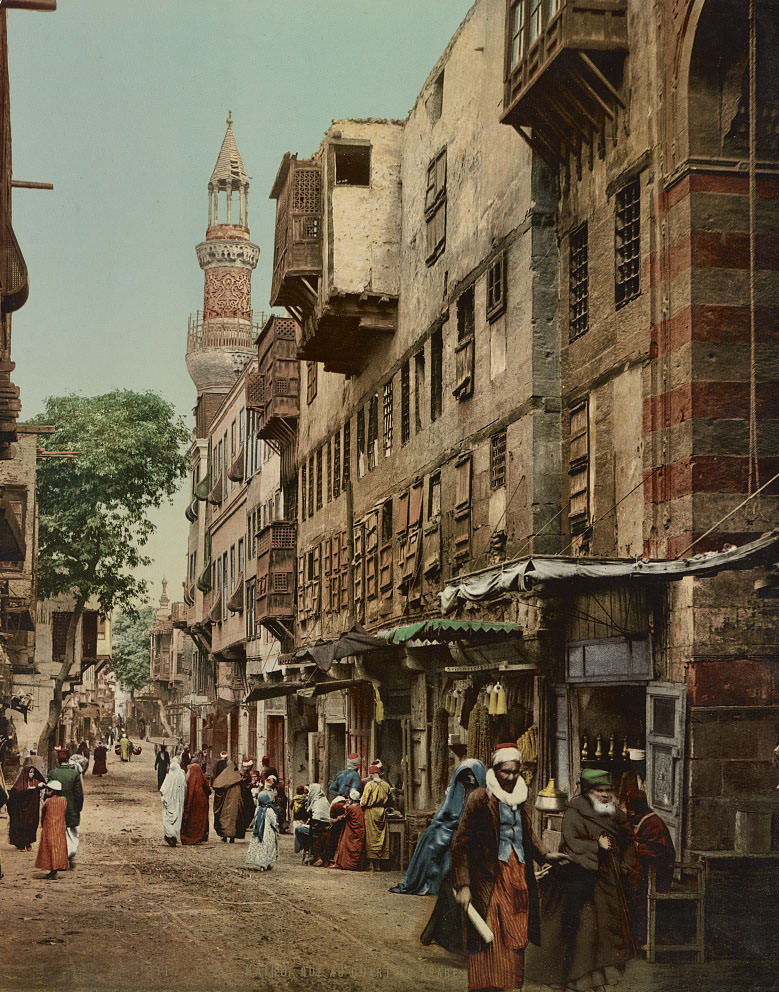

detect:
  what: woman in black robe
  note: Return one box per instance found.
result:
[7,763,45,850]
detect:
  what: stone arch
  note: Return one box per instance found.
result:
[677,0,779,163]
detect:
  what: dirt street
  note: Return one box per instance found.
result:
[0,751,775,992]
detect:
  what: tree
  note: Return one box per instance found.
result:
[32,391,189,755]
[111,605,156,692]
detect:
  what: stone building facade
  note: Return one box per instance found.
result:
[260,0,778,952]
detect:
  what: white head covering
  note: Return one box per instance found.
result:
[349,788,361,801]
[160,756,186,839]
[491,744,522,766]
[45,780,63,792]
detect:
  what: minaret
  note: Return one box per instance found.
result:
[186,112,260,436]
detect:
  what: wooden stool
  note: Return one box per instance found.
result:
[387,818,407,871]
[646,861,705,963]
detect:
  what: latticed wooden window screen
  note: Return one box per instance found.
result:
[569,400,589,531]
[333,432,341,499]
[400,361,410,445]
[383,381,393,456]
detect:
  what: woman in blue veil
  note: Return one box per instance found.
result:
[390,757,486,896]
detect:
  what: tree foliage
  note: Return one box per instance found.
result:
[111,605,156,691]
[33,390,189,614]
[31,390,189,752]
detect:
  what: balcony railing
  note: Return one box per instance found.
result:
[186,311,265,355]
[251,317,300,446]
[501,0,628,163]
[257,521,296,627]
[270,154,322,310]
[0,221,29,314]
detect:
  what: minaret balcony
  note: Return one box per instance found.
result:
[270,154,322,311]
[256,521,296,634]
[501,0,628,164]
[248,316,300,449]
[0,221,29,314]
[186,312,264,355]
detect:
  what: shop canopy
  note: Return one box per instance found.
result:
[244,681,305,703]
[293,624,389,672]
[378,618,522,646]
[440,528,779,614]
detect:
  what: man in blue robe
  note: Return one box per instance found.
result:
[328,752,362,799]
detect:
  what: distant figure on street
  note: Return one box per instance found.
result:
[361,763,391,872]
[212,750,229,782]
[155,744,171,790]
[77,740,90,770]
[7,763,45,851]
[328,753,362,800]
[119,734,132,762]
[259,755,278,784]
[48,749,84,868]
[180,762,211,846]
[291,786,308,822]
[92,740,108,776]
[160,756,186,847]
[213,763,252,843]
[294,783,331,862]
[246,791,280,871]
[180,743,192,773]
[35,781,69,880]
[330,789,367,871]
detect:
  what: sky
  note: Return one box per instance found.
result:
[7,0,473,608]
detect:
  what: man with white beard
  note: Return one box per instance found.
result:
[547,768,638,991]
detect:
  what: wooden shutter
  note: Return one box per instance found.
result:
[322,538,332,613]
[397,490,409,535]
[646,682,686,855]
[409,481,424,527]
[453,455,472,558]
[340,528,349,609]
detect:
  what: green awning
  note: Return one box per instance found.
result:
[378,619,522,645]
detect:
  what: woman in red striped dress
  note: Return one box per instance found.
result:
[35,781,69,879]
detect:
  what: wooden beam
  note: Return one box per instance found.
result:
[569,64,615,120]
[516,127,559,169]
[556,75,602,132]
[579,52,625,108]
[546,91,591,144]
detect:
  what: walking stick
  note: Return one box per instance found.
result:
[607,848,641,958]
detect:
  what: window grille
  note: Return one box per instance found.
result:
[357,408,366,477]
[326,439,332,503]
[342,420,351,488]
[316,446,323,510]
[383,380,393,456]
[400,361,410,445]
[491,430,507,490]
[569,222,589,339]
[368,394,379,470]
[308,455,314,518]
[300,464,307,521]
[333,431,341,499]
[430,329,443,422]
[615,180,640,307]
[414,352,425,432]
[486,254,506,321]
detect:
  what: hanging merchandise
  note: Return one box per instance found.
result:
[493,681,507,716]
[372,683,384,724]
[430,707,450,804]
[466,702,492,768]
[595,733,603,759]
[516,724,538,784]
[454,688,463,721]
[487,684,497,716]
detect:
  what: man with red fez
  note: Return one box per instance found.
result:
[259,755,279,784]
[624,789,675,944]
[451,743,552,992]
[361,762,392,872]
[328,752,362,800]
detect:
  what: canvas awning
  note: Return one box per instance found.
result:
[244,681,304,703]
[294,624,390,672]
[440,528,779,613]
[378,618,522,646]
[296,678,370,699]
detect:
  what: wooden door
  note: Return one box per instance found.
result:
[266,714,285,781]
[646,682,686,854]
[247,704,257,763]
